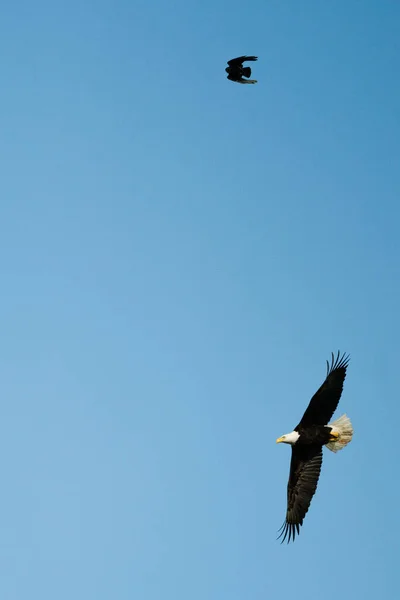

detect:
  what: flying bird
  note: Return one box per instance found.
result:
[225,55,258,84]
[276,351,353,543]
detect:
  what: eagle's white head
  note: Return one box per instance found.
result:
[276,431,300,445]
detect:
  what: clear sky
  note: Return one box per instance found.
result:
[0,1,399,598]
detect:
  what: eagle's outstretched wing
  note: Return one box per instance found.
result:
[278,445,323,543]
[297,352,350,429]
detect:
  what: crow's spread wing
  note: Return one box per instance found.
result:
[227,55,258,66]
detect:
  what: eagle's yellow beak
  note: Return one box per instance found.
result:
[276,436,285,444]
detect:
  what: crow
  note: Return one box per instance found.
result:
[225,55,258,84]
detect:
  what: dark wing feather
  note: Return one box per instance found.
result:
[278,445,323,543]
[227,74,253,84]
[227,55,258,66]
[296,351,350,428]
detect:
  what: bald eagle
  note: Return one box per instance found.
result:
[276,351,353,543]
[225,55,258,84]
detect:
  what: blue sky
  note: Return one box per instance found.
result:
[0,0,399,598]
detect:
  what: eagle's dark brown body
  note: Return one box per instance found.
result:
[276,352,353,543]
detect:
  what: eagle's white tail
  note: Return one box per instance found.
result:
[326,414,353,453]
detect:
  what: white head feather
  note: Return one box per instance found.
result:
[276,431,300,445]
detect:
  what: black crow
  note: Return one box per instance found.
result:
[225,55,258,84]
